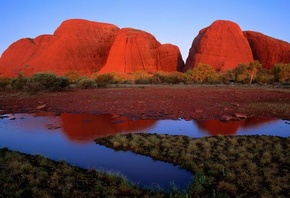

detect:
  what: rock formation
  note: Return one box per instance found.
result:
[1,18,289,77]
[196,118,276,135]
[99,28,184,74]
[184,20,254,72]
[0,19,119,77]
[243,31,290,69]
[60,113,156,143]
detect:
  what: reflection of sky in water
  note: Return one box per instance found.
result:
[0,113,289,189]
[237,120,289,137]
[146,119,289,138]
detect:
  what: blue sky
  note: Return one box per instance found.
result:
[0,0,289,59]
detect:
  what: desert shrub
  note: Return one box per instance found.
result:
[150,73,164,84]
[187,63,219,84]
[114,73,133,84]
[25,82,46,94]
[233,61,262,84]
[255,68,274,84]
[162,72,186,84]
[271,63,290,83]
[10,73,27,89]
[220,70,235,84]
[57,76,70,88]
[95,73,116,88]
[77,77,95,89]
[0,76,11,88]
[27,72,69,92]
[133,71,151,84]
[64,70,81,83]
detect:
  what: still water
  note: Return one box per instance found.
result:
[0,113,289,189]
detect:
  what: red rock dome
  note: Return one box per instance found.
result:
[184,20,254,72]
[99,28,184,74]
[243,31,290,69]
[0,19,119,77]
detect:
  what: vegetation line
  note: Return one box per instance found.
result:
[0,62,289,93]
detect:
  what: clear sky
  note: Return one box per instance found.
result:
[0,0,289,60]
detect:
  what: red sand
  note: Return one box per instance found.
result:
[1,85,289,121]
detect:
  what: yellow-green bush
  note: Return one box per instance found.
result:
[271,63,290,83]
[233,61,262,84]
[64,70,81,84]
[162,72,186,84]
[77,77,95,89]
[133,71,151,84]
[186,63,219,84]
[95,73,116,88]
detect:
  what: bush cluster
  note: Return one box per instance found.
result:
[6,72,69,93]
[0,76,11,89]
[95,73,116,88]
[1,62,289,92]
[76,77,95,89]
[27,73,69,92]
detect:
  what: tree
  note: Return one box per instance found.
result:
[186,63,219,84]
[233,61,262,84]
[247,60,262,85]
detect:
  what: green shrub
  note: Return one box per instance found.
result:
[187,63,219,84]
[95,73,116,88]
[10,73,27,89]
[0,77,11,88]
[77,77,95,89]
[27,72,69,92]
[271,63,290,83]
[56,76,70,88]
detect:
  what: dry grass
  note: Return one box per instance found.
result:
[0,148,171,197]
[96,134,290,197]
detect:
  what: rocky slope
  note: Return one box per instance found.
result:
[244,31,290,69]
[184,20,254,72]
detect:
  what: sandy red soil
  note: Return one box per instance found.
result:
[0,85,290,121]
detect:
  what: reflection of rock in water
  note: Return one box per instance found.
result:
[60,113,156,142]
[196,118,276,135]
